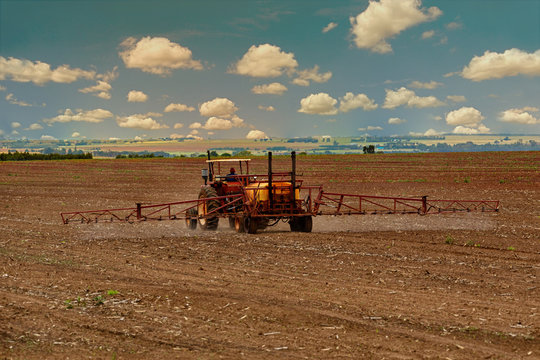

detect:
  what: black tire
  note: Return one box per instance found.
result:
[198,187,219,230]
[289,217,301,232]
[244,217,258,234]
[234,216,245,233]
[228,217,236,229]
[301,216,312,232]
[185,208,197,230]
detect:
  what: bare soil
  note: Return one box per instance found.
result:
[1,152,539,359]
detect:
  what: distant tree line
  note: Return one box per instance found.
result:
[0,151,92,161]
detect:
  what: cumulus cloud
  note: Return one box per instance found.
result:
[383,87,445,109]
[230,44,298,78]
[231,115,246,127]
[461,48,540,81]
[446,95,466,103]
[189,122,202,129]
[0,56,95,85]
[127,90,148,103]
[79,80,112,99]
[164,103,195,112]
[246,130,268,140]
[202,117,233,130]
[258,105,275,112]
[199,97,238,118]
[71,132,80,137]
[6,93,32,107]
[409,128,442,136]
[446,106,490,134]
[25,123,43,130]
[11,122,21,128]
[298,93,338,115]
[116,113,169,130]
[409,80,442,89]
[349,0,442,53]
[292,65,332,86]
[339,92,378,112]
[322,22,338,33]
[499,107,539,124]
[44,108,113,124]
[358,125,383,131]
[421,30,435,39]
[251,82,288,95]
[41,135,57,140]
[446,21,463,30]
[119,36,203,75]
[388,117,406,124]
[173,123,184,129]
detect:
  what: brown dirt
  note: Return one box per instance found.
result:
[1,152,539,359]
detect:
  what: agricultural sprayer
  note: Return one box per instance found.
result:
[61,151,500,234]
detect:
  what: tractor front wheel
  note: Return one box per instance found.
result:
[198,187,220,230]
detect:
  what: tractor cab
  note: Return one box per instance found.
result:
[202,157,252,197]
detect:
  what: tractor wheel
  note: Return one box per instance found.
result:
[234,216,245,233]
[228,217,235,229]
[198,187,219,230]
[289,217,302,232]
[185,208,197,230]
[301,215,313,232]
[244,217,258,234]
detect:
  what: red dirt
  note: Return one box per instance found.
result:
[1,152,539,359]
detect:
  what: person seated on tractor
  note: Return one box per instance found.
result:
[225,167,237,182]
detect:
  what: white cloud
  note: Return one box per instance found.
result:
[388,117,406,124]
[79,80,112,99]
[11,122,21,128]
[258,105,275,112]
[409,80,442,89]
[164,103,195,112]
[41,135,57,140]
[116,114,168,130]
[445,106,484,127]
[446,95,466,103]
[202,117,233,130]
[499,107,539,124]
[119,36,203,75]
[421,30,435,39]
[199,97,238,118]
[173,123,184,129]
[298,93,338,115]
[71,132,80,137]
[368,125,383,131]
[461,48,540,81]
[0,56,95,85]
[11,130,19,135]
[322,22,338,33]
[134,135,143,141]
[127,90,148,103]
[339,92,378,112]
[25,123,43,130]
[251,82,288,95]
[6,93,32,107]
[231,115,246,127]
[446,106,490,134]
[246,130,268,140]
[433,115,442,121]
[230,44,298,78]
[170,133,185,139]
[446,21,462,30]
[44,108,113,124]
[292,65,332,86]
[189,122,202,129]
[383,87,445,109]
[0,129,4,136]
[186,134,203,141]
[409,128,443,136]
[189,129,199,135]
[349,0,442,53]
[97,67,119,83]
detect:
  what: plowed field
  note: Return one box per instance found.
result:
[1,152,539,359]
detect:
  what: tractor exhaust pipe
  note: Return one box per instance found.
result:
[291,151,296,213]
[268,152,273,211]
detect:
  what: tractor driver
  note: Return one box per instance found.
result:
[225,167,237,182]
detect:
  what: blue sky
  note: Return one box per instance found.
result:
[1,0,539,141]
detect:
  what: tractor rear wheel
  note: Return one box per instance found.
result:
[228,217,235,229]
[198,187,219,230]
[290,216,312,232]
[185,208,197,230]
[244,217,258,234]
